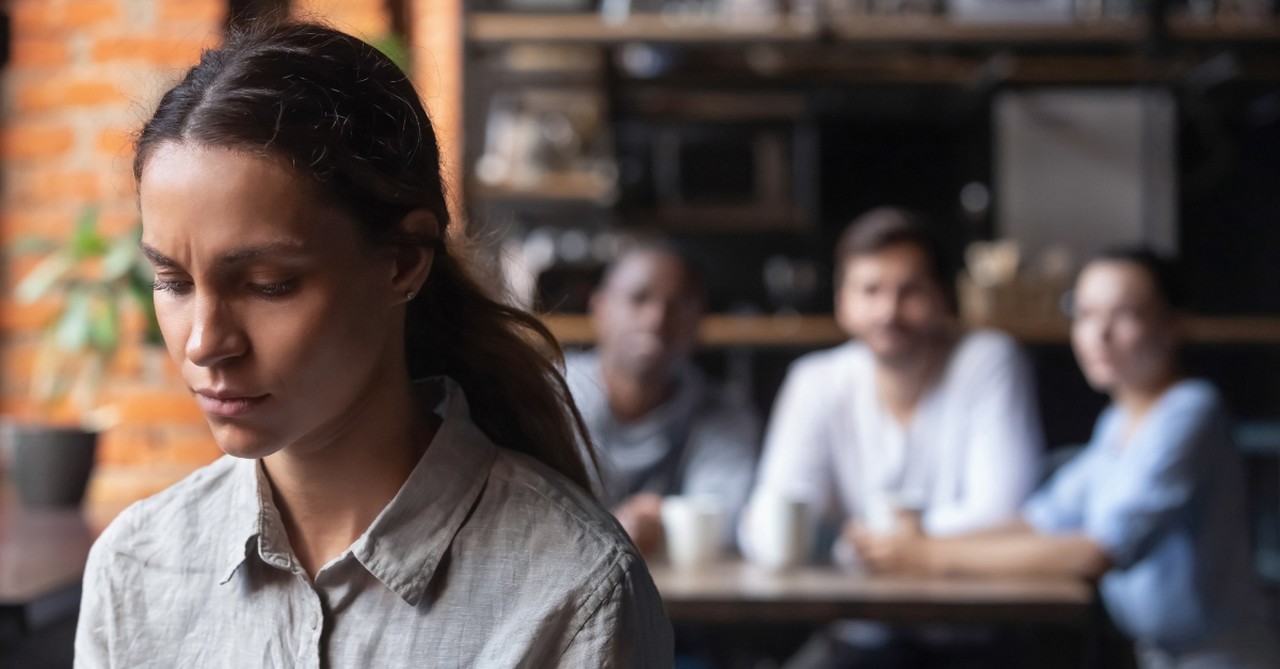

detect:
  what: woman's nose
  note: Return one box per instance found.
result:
[185,295,248,368]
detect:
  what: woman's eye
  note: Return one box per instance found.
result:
[153,278,193,295]
[252,281,296,298]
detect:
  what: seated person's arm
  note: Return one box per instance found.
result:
[923,342,1043,536]
[740,359,835,561]
[852,519,1112,580]
[612,493,665,555]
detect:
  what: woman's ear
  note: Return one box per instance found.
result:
[391,209,438,301]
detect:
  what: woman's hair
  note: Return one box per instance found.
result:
[834,207,957,313]
[1085,247,1187,312]
[134,22,595,490]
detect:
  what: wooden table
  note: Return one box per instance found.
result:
[649,561,1093,625]
[0,487,97,633]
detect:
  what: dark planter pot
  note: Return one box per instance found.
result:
[9,425,98,508]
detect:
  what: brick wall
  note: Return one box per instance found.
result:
[1,0,463,504]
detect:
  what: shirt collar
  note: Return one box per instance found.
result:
[214,376,498,605]
[216,456,270,585]
[350,376,497,605]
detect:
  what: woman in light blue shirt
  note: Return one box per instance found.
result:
[854,248,1278,668]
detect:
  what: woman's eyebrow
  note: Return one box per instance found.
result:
[216,241,309,265]
[139,242,178,268]
[138,241,309,268]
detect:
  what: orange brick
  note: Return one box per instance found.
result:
[117,389,206,424]
[63,1,120,30]
[7,168,103,203]
[0,395,83,427]
[98,425,155,466]
[0,211,78,240]
[2,340,42,389]
[97,127,136,158]
[11,0,119,34]
[91,36,210,68]
[1,299,59,332]
[18,79,122,112]
[10,37,71,68]
[159,0,225,25]
[9,1,59,35]
[0,123,75,161]
[293,0,388,37]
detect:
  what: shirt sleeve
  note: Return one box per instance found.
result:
[1024,443,1099,534]
[75,524,124,668]
[739,355,837,561]
[924,336,1044,536]
[681,399,761,548]
[1084,385,1224,569]
[556,554,674,668]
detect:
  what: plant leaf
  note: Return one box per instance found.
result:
[127,269,163,345]
[101,231,140,280]
[54,287,92,351]
[70,207,108,258]
[88,291,120,354]
[10,236,58,255]
[15,252,75,303]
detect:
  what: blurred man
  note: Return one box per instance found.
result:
[742,208,1044,668]
[566,240,760,556]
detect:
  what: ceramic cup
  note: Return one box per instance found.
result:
[661,495,724,570]
[751,492,811,571]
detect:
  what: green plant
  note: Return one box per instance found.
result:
[14,206,159,425]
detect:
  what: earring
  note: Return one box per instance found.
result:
[406,290,417,301]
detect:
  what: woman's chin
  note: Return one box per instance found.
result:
[209,425,285,461]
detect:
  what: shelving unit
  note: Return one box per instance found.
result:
[465,7,1280,347]
[541,314,1280,347]
[468,11,1280,47]
[468,12,821,44]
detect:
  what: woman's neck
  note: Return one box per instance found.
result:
[1113,370,1182,443]
[262,372,439,579]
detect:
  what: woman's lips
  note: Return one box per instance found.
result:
[194,392,268,418]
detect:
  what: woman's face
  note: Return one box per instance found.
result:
[1070,260,1176,395]
[139,143,406,460]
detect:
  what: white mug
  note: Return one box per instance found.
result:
[751,492,811,571]
[661,495,724,570]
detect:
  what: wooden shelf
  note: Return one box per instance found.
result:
[469,13,820,44]
[828,16,1146,44]
[542,314,1280,347]
[472,174,617,205]
[470,12,1280,47]
[1167,16,1280,41]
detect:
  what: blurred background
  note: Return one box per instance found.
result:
[0,0,1277,666]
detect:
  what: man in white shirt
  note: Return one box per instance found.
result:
[566,240,760,557]
[741,207,1044,668]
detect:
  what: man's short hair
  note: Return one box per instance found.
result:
[834,207,956,312]
[599,235,707,303]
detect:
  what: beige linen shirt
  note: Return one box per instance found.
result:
[75,377,673,668]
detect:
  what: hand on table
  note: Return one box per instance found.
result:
[846,508,935,574]
[613,493,665,556]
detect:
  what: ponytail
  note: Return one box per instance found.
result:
[407,243,595,490]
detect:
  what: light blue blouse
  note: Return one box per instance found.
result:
[1026,380,1271,656]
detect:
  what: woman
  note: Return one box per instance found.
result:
[854,249,1278,668]
[75,22,672,667]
